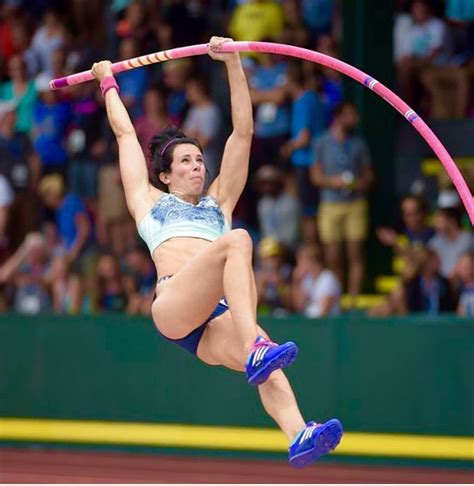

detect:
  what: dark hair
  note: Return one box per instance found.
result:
[436,207,462,227]
[332,101,357,119]
[148,125,203,191]
[401,194,429,216]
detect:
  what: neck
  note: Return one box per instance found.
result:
[170,190,200,205]
[331,124,346,140]
[445,227,460,240]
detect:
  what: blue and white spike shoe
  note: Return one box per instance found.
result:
[245,336,298,386]
[288,419,343,468]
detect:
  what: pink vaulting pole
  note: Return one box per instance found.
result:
[50,41,474,224]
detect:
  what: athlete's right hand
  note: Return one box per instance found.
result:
[91,61,113,82]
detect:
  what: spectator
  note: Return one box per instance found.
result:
[428,207,474,279]
[67,81,105,211]
[394,0,469,118]
[249,51,290,170]
[0,232,51,314]
[280,0,310,48]
[255,237,292,316]
[183,77,222,182]
[123,244,156,315]
[377,195,434,272]
[301,0,335,42]
[92,253,127,312]
[281,60,328,243]
[38,174,96,312]
[229,0,284,44]
[454,252,474,317]
[116,37,148,119]
[311,101,374,301]
[135,87,170,162]
[314,35,343,115]
[404,248,457,314]
[255,164,300,251]
[291,243,341,318]
[162,58,191,126]
[25,8,66,77]
[0,55,37,134]
[32,73,71,182]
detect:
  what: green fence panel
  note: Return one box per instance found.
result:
[0,314,472,435]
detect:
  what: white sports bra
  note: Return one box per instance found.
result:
[137,193,231,254]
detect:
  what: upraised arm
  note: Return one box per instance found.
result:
[92,61,161,222]
[206,38,253,220]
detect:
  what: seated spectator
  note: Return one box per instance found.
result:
[0,232,51,314]
[0,55,37,135]
[38,175,96,312]
[249,51,290,170]
[255,164,301,251]
[25,8,66,77]
[183,77,222,182]
[67,81,105,211]
[377,195,434,278]
[292,243,341,318]
[255,237,292,316]
[311,101,374,301]
[395,0,469,118]
[32,73,71,181]
[428,207,474,279]
[404,249,457,314]
[282,60,328,243]
[92,253,127,313]
[453,252,474,317]
[123,245,156,316]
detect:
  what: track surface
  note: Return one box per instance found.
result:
[1,448,472,483]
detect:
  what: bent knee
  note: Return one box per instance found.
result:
[226,228,253,253]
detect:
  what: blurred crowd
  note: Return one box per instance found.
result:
[0,0,472,319]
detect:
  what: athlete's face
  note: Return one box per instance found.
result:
[163,143,206,196]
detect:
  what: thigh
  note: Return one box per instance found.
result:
[344,199,368,242]
[152,230,250,339]
[318,202,343,244]
[197,310,270,371]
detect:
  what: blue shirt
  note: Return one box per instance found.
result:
[290,91,327,167]
[56,194,87,250]
[313,131,371,202]
[33,100,71,166]
[250,62,290,138]
[117,67,148,119]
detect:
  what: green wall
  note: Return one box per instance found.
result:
[0,314,472,436]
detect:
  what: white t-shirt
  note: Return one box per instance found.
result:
[408,18,447,60]
[429,231,474,277]
[0,175,14,208]
[301,269,341,318]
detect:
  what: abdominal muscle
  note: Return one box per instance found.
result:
[152,236,213,288]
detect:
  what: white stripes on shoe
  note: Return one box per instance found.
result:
[299,425,317,444]
[251,346,269,366]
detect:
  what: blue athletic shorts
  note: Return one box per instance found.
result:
[154,275,229,354]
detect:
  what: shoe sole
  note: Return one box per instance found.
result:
[247,342,298,386]
[289,419,343,468]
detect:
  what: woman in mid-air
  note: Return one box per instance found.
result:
[92,36,342,468]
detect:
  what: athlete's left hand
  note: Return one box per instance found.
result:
[207,36,238,62]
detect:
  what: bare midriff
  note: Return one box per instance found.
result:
[152,236,213,280]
